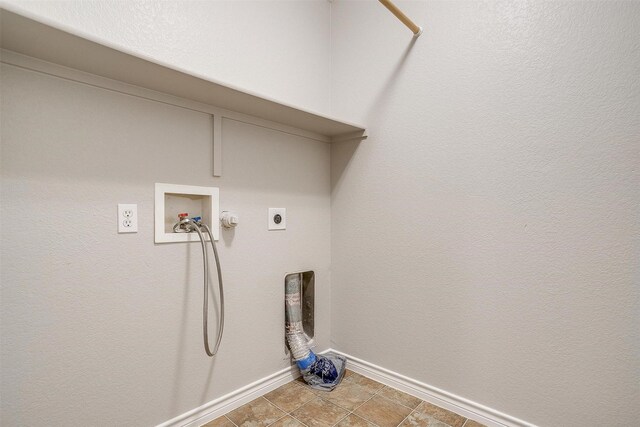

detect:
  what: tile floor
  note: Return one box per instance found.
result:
[202,370,486,427]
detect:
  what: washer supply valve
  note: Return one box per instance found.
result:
[174,213,193,233]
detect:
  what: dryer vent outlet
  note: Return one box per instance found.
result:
[284,271,314,353]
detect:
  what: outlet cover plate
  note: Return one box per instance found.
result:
[269,208,286,230]
[118,203,138,233]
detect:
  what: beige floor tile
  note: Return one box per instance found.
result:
[319,379,375,411]
[291,397,350,427]
[264,381,317,412]
[269,415,306,427]
[225,397,285,427]
[377,386,422,409]
[201,416,235,427]
[335,413,378,427]
[210,373,474,427]
[415,402,466,427]
[343,369,357,380]
[354,395,413,427]
[344,372,385,394]
[399,411,449,427]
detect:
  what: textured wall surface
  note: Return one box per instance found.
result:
[1,65,331,425]
[2,1,640,426]
[330,1,640,426]
[1,0,332,113]
[1,2,332,425]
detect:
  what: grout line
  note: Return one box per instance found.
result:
[264,413,289,427]
[395,408,458,427]
[327,374,384,427]
[418,401,467,427]
[375,389,423,412]
[316,386,369,413]
[364,381,427,427]
[331,411,351,426]
[266,395,311,412]
[351,412,382,427]
[259,396,287,423]
[370,386,412,427]
[224,415,238,427]
[396,408,416,427]
[262,382,316,418]
[283,396,316,427]
[289,413,313,427]
[340,388,380,426]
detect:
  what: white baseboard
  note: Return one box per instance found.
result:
[156,364,300,427]
[157,349,535,427]
[330,350,536,427]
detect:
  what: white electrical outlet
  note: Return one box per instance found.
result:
[118,204,138,233]
[268,208,286,230]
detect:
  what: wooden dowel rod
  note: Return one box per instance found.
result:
[378,0,423,36]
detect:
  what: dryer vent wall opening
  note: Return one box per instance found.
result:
[284,271,346,391]
[284,271,314,345]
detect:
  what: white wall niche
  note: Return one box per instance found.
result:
[154,183,219,243]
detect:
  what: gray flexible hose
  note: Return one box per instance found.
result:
[201,224,224,357]
[173,219,224,357]
[185,224,216,357]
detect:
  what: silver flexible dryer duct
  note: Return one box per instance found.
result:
[285,274,346,391]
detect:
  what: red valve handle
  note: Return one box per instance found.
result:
[178,213,189,219]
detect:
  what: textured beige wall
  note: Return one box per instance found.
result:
[3,1,640,426]
[330,1,640,426]
[1,2,333,425]
[0,65,331,425]
[1,0,332,113]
